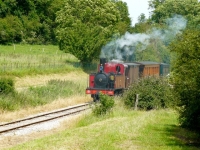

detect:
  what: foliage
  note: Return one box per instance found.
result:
[123,77,175,110]
[148,0,166,10]
[131,14,154,34]
[26,80,84,104]
[149,0,200,29]
[56,0,131,63]
[137,13,147,23]
[0,15,23,44]
[169,29,200,130]
[114,0,131,33]
[0,0,64,44]
[92,93,115,116]
[0,77,15,94]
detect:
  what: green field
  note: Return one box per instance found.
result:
[0,44,97,76]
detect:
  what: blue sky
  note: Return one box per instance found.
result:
[122,0,150,25]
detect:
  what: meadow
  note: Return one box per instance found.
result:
[0,44,96,76]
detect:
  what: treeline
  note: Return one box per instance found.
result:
[0,0,64,44]
[0,0,132,45]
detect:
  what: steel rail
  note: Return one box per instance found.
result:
[0,103,90,134]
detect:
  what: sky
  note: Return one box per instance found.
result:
[122,0,150,26]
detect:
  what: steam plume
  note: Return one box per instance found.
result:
[100,15,187,61]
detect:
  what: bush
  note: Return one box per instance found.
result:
[93,93,115,116]
[0,77,15,94]
[123,77,175,110]
[169,29,200,130]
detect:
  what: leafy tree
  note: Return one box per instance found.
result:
[138,13,146,23]
[0,0,64,44]
[56,0,130,63]
[134,38,170,63]
[169,29,200,130]
[150,0,200,26]
[114,0,131,34]
[0,15,23,44]
[132,13,153,34]
[148,0,165,10]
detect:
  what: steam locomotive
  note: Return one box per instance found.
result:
[85,58,169,101]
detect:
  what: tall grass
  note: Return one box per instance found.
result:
[0,44,98,76]
[0,44,77,63]
[0,44,84,76]
[0,79,86,111]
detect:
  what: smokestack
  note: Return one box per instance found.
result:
[100,58,107,70]
[100,58,107,67]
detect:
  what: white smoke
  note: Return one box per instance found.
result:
[100,15,187,61]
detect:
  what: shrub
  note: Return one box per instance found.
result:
[0,77,15,94]
[169,29,200,130]
[93,93,115,116]
[123,77,175,110]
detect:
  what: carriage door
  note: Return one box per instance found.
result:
[125,66,129,88]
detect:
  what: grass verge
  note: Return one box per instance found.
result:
[7,100,200,150]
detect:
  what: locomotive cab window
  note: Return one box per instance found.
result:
[116,65,121,73]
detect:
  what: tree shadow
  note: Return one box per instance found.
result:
[152,124,200,149]
[65,60,97,74]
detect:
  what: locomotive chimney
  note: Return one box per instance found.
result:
[100,58,107,67]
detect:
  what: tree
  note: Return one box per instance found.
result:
[114,0,131,34]
[0,0,64,44]
[148,0,165,10]
[0,15,23,44]
[138,13,146,23]
[169,29,200,130]
[56,0,130,63]
[150,0,200,25]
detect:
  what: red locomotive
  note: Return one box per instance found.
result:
[85,58,169,101]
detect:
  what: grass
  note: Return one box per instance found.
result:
[0,44,76,62]
[0,95,90,123]
[7,100,200,150]
[0,78,87,111]
[0,44,90,76]
[0,44,95,111]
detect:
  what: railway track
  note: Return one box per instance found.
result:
[0,103,90,135]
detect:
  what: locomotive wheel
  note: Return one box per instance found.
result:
[92,94,99,102]
[115,90,123,97]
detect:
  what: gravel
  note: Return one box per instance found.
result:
[0,113,81,139]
